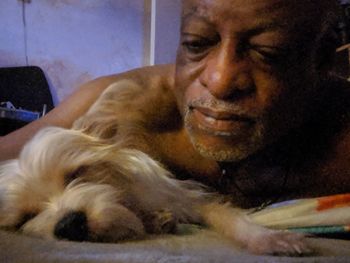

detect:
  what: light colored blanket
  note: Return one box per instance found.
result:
[250,193,350,237]
[1,194,350,262]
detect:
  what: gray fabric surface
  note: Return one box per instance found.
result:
[1,228,350,263]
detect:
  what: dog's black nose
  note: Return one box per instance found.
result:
[54,211,89,241]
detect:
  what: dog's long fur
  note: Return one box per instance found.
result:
[0,80,309,255]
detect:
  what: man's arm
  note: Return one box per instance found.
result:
[0,64,175,161]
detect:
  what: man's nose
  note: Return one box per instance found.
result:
[200,40,254,100]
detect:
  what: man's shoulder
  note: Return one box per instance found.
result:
[75,64,180,133]
[98,63,177,112]
[96,64,175,88]
[69,63,174,105]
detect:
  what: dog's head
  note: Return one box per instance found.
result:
[0,127,151,242]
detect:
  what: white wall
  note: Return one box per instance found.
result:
[0,0,181,104]
[154,0,181,65]
[0,1,27,66]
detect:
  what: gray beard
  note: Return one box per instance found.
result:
[184,109,265,162]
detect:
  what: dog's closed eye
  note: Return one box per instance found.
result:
[15,212,37,230]
[64,166,88,185]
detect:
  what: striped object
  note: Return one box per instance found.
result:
[249,194,350,237]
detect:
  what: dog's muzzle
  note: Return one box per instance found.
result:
[54,211,89,241]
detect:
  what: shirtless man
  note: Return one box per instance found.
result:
[0,0,349,208]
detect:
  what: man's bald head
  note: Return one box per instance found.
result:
[181,0,340,34]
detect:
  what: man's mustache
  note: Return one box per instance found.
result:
[187,99,257,119]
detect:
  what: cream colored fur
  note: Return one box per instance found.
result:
[0,80,309,255]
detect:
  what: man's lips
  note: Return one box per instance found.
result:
[190,107,255,133]
[194,107,254,122]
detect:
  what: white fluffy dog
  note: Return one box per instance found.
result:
[0,80,309,255]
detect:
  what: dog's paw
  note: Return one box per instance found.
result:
[247,228,312,256]
[142,209,177,234]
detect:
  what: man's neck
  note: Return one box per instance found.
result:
[215,81,350,207]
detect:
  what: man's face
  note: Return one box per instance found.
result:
[174,0,324,162]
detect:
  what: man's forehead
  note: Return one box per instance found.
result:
[181,0,329,31]
[182,0,331,8]
[182,0,330,19]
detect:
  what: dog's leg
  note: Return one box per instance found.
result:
[198,202,311,255]
[141,209,177,234]
[88,203,146,242]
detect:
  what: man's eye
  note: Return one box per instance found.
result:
[250,45,288,64]
[181,33,220,57]
[181,39,215,54]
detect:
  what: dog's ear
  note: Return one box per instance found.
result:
[0,160,20,192]
[0,160,20,223]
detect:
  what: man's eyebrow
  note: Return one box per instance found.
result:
[181,5,216,26]
[182,6,197,21]
[182,12,286,34]
[243,22,286,36]
[181,13,216,31]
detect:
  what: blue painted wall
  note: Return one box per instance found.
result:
[0,0,181,105]
[0,0,145,104]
